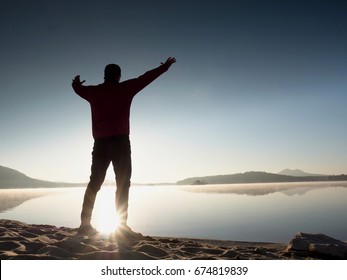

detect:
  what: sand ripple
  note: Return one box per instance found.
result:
[0,219,298,260]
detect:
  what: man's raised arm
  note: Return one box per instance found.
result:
[72,75,91,100]
[129,57,176,94]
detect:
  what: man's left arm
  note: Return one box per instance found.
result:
[131,57,176,94]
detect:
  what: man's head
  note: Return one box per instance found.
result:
[104,64,121,82]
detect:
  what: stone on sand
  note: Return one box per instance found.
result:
[286,232,347,259]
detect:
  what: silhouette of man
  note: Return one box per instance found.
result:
[72,57,176,235]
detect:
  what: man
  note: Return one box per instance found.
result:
[72,57,176,235]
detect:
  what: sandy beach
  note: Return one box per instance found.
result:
[3,219,343,260]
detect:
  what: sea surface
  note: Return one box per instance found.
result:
[1,181,347,243]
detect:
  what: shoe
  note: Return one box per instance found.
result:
[117,225,144,239]
[77,224,98,235]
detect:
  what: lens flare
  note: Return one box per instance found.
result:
[93,213,120,234]
[92,188,121,234]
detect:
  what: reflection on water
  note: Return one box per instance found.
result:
[0,188,55,213]
[182,181,347,196]
[1,182,347,243]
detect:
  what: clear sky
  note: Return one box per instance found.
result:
[1,0,346,183]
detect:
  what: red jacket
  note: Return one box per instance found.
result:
[73,64,169,139]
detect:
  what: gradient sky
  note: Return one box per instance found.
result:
[1,0,346,183]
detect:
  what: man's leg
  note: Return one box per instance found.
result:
[112,136,132,227]
[80,140,110,227]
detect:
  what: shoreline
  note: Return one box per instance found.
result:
[2,219,345,260]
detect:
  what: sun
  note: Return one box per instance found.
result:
[93,213,120,234]
[91,188,123,234]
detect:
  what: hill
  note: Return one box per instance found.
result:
[278,168,325,177]
[0,165,78,189]
[177,171,347,185]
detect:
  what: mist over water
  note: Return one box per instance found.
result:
[1,182,347,243]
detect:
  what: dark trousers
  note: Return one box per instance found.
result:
[81,135,132,226]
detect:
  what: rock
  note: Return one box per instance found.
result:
[286,232,347,259]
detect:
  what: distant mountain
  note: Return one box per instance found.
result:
[0,165,78,189]
[278,169,325,177]
[177,171,347,185]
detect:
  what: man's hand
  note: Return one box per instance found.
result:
[161,57,176,69]
[72,75,86,87]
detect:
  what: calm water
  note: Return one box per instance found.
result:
[1,181,347,243]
